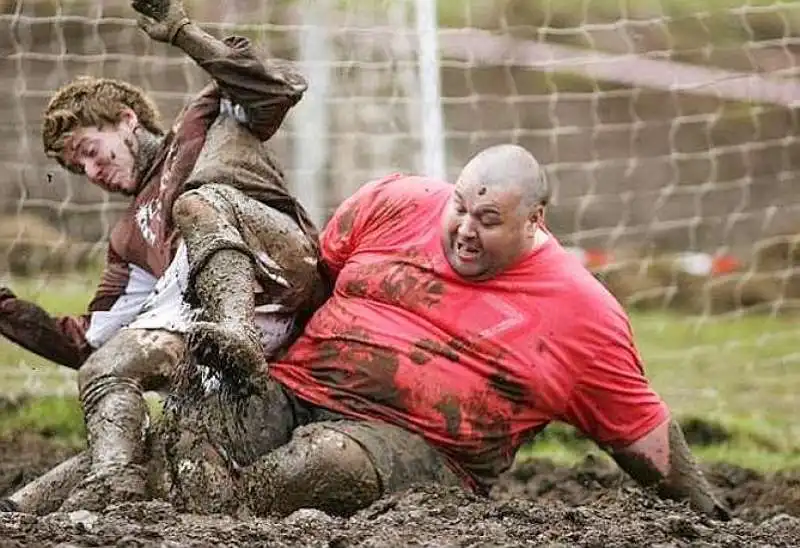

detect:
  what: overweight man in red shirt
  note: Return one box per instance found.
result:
[1,144,729,519]
[243,143,727,519]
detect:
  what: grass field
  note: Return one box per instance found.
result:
[1,273,798,470]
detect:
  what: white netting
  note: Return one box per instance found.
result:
[0,0,798,428]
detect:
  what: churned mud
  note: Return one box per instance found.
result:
[1,432,798,547]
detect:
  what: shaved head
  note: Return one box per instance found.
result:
[458,144,550,211]
[441,144,550,281]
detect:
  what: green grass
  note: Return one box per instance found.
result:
[1,275,798,471]
[0,274,100,397]
[0,396,86,448]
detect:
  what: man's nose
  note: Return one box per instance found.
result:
[457,217,477,239]
[83,160,101,180]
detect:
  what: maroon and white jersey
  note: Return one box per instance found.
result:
[0,36,317,369]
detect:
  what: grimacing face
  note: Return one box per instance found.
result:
[60,108,140,195]
[440,178,539,281]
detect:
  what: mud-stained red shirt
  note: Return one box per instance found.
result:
[270,174,669,492]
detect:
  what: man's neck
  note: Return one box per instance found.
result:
[532,225,550,249]
[133,128,164,186]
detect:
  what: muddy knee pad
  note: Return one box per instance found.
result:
[320,421,463,494]
[78,329,182,408]
[240,423,382,517]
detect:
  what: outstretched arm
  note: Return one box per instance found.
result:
[561,328,730,520]
[0,246,150,370]
[132,0,306,142]
[0,287,91,370]
[610,417,730,520]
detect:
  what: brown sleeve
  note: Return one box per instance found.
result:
[0,246,131,370]
[174,27,307,142]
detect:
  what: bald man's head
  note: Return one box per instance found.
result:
[457,144,550,212]
[440,144,549,281]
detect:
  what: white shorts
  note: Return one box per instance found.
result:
[87,241,296,355]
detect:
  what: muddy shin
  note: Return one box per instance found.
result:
[173,187,265,376]
[61,329,183,510]
[4,452,91,515]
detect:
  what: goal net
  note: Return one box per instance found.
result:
[0,0,797,440]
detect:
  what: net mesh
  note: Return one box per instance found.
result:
[0,1,798,427]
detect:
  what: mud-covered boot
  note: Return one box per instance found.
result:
[60,377,149,512]
[187,249,267,378]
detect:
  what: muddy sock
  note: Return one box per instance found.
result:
[188,249,266,377]
[81,375,148,496]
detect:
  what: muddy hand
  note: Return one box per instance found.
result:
[696,491,732,521]
[187,321,268,379]
[131,0,190,43]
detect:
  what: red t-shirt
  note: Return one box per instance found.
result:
[270,174,669,491]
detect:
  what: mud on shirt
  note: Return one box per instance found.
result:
[0,36,319,368]
[270,174,669,492]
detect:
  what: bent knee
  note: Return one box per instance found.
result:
[172,188,209,228]
[244,423,382,517]
[293,424,380,482]
[78,329,181,392]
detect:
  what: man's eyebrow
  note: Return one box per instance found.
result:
[64,135,86,156]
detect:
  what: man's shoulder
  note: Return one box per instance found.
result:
[536,240,631,324]
[355,173,451,211]
[333,174,450,247]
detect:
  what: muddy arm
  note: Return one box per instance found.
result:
[172,26,306,141]
[133,0,305,141]
[0,287,91,370]
[0,245,144,370]
[609,417,731,520]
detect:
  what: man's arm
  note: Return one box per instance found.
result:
[610,417,730,520]
[133,0,306,142]
[0,247,144,370]
[561,327,730,520]
[0,287,91,370]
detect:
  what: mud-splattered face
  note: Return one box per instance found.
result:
[441,177,537,281]
[61,109,139,195]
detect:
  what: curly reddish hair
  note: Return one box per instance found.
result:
[42,76,165,170]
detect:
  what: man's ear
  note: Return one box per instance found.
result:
[118,108,139,132]
[527,205,545,233]
[525,208,539,237]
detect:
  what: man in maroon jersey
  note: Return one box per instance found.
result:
[0,0,327,510]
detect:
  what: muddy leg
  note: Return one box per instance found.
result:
[237,421,463,518]
[172,184,325,378]
[173,187,265,378]
[59,329,183,512]
[1,452,90,515]
[158,366,300,513]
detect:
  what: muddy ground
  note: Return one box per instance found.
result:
[0,433,798,547]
